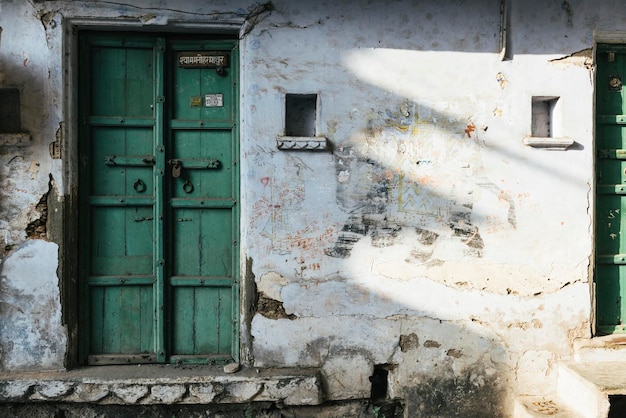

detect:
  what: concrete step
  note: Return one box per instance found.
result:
[572,335,626,363]
[513,395,583,418]
[556,361,612,418]
[517,338,626,418]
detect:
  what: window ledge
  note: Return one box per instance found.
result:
[523,136,574,150]
[0,365,323,406]
[276,136,329,151]
[0,132,31,147]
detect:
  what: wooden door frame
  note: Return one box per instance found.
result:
[60,18,247,368]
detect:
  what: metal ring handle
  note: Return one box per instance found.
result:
[183,180,194,194]
[133,179,147,193]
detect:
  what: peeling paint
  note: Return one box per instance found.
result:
[550,48,593,69]
[257,291,296,320]
[25,175,51,240]
[398,333,419,352]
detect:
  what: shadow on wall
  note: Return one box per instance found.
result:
[325,100,513,260]
[324,98,585,261]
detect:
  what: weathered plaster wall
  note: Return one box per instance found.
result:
[0,240,65,371]
[243,0,596,415]
[0,0,66,372]
[0,0,620,416]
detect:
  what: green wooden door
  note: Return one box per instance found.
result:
[596,44,626,334]
[79,34,239,364]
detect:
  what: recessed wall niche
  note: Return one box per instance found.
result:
[277,93,328,151]
[0,88,30,147]
[531,96,560,138]
[0,88,21,133]
[285,94,317,137]
[524,95,573,150]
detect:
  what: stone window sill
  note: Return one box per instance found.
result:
[0,132,30,147]
[523,136,574,150]
[276,136,329,151]
[0,365,322,406]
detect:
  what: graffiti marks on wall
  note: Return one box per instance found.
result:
[250,152,335,267]
[326,102,515,260]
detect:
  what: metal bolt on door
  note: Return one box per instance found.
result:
[78,34,239,364]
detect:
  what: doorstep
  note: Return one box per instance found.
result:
[0,365,323,406]
[556,335,626,418]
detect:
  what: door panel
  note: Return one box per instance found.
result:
[170,130,233,198]
[171,286,233,357]
[172,61,234,121]
[90,206,154,276]
[90,127,155,195]
[167,40,238,360]
[89,44,155,118]
[171,209,233,277]
[79,33,239,364]
[90,286,154,355]
[596,44,626,333]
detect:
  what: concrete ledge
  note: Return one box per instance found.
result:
[0,366,323,406]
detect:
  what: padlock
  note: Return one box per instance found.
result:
[171,160,182,178]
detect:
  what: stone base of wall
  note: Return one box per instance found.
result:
[0,399,404,418]
[0,365,322,406]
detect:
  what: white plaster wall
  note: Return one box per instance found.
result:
[0,0,67,373]
[0,1,60,248]
[0,0,623,414]
[242,0,597,408]
[0,240,66,371]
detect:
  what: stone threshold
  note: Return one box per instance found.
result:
[0,365,323,406]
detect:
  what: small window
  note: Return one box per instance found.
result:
[285,94,317,137]
[531,96,560,138]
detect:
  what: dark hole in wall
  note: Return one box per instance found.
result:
[609,395,626,417]
[0,88,21,133]
[370,364,390,402]
[285,94,317,136]
[256,291,297,320]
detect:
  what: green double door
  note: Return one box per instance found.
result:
[78,34,239,364]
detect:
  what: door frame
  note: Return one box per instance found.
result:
[60,18,247,368]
